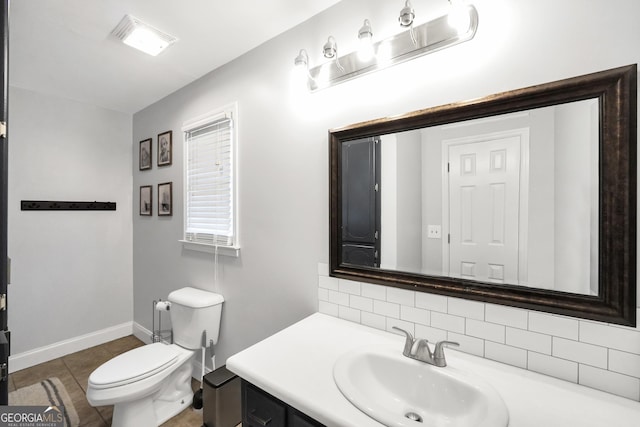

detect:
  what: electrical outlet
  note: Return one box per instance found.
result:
[427,225,441,239]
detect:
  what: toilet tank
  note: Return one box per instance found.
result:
[168,287,224,349]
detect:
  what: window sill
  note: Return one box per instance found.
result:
[179,240,241,257]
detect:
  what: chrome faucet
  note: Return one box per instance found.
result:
[392,326,459,367]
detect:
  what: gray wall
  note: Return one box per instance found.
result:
[554,100,598,294]
[8,87,133,366]
[395,131,423,273]
[380,131,422,273]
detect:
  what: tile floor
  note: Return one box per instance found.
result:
[8,335,207,426]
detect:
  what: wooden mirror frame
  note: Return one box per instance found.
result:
[329,64,637,326]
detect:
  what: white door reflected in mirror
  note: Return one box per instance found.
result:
[356,98,599,296]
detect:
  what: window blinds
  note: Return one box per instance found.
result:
[185,117,234,246]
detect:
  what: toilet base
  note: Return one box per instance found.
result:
[110,357,194,427]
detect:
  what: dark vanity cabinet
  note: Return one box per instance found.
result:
[242,380,325,427]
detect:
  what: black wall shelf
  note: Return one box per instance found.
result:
[21,200,116,211]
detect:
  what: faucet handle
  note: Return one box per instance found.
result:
[392,326,414,357]
[433,341,460,366]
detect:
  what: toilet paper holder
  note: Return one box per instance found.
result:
[151,299,173,344]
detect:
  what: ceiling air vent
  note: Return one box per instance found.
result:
[111,15,177,57]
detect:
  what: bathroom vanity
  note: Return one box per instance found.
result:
[242,380,324,427]
[227,313,640,427]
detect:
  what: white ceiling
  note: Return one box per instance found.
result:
[8,0,342,114]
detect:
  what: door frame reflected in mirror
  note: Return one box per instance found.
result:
[329,64,637,326]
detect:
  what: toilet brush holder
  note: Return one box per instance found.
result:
[193,331,207,409]
[151,299,173,344]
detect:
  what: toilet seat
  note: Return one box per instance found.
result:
[89,343,181,389]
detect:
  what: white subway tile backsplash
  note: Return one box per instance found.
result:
[338,279,361,295]
[318,275,339,291]
[373,300,400,319]
[431,312,465,334]
[388,320,414,336]
[387,287,415,306]
[415,324,448,342]
[528,352,578,383]
[529,312,579,340]
[448,332,484,357]
[361,311,386,330]
[318,300,339,317]
[466,319,505,343]
[609,350,640,378]
[579,365,640,401]
[328,290,349,306]
[400,305,430,326]
[506,327,552,354]
[486,304,528,329]
[553,338,608,368]
[316,266,640,402]
[386,318,415,335]
[338,305,360,323]
[415,292,447,313]
[361,283,386,301]
[485,341,527,369]
[448,298,484,321]
[350,295,373,312]
[580,321,640,355]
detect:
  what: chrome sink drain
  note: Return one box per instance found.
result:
[405,412,423,423]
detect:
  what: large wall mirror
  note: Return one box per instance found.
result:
[330,64,637,326]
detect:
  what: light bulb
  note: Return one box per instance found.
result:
[357,20,374,62]
[448,2,471,35]
[292,49,310,89]
[292,64,309,89]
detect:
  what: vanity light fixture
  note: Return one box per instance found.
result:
[398,0,415,27]
[294,49,309,69]
[322,36,337,59]
[293,1,478,91]
[398,0,417,46]
[293,49,312,88]
[111,15,177,56]
[357,19,375,62]
[448,0,472,34]
[323,36,345,72]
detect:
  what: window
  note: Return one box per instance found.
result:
[181,103,239,256]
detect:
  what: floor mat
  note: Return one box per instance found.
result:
[9,377,80,427]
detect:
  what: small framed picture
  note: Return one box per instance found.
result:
[158,182,173,216]
[140,185,152,216]
[139,138,152,170]
[157,130,172,167]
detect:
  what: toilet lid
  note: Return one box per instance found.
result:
[89,343,181,389]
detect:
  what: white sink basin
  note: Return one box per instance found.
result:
[333,344,509,427]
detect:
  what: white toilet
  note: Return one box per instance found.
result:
[86,287,224,427]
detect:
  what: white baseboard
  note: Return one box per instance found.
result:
[11,321,211,382]
[10,322,134,373]
[132,321,154,344]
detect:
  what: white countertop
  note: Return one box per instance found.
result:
[226,313,640,427]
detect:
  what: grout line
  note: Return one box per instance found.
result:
[61,353,109,427]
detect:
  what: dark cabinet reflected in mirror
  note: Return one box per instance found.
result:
[330,65,637,326]
[341,137,381,268]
